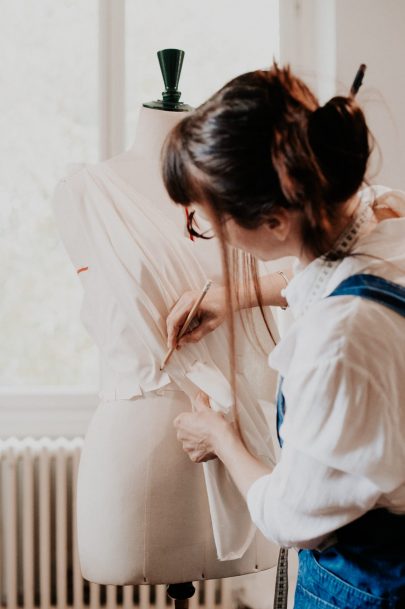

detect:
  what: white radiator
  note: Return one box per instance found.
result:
[0,437,233,609]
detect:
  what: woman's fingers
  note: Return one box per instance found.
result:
[178,439,218,463]
[176,319,217,348]
[187,450,218,463]
[193,391,211,412]
[173,403,226,465]
[166,294,194,348]
[173,413,186,430]
[166,286,226,350]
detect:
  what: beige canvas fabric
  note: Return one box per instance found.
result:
[53,160,280,584]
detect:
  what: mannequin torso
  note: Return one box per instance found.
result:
[52,106,279,586]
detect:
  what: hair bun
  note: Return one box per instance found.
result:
[308,96,370,204]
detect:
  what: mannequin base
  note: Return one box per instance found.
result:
[167,582,195,608]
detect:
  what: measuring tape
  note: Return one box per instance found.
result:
[273,547,289,609]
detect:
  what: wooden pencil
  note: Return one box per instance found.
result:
[160,279,213,370]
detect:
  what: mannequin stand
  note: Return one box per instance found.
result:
[167,582,196,609]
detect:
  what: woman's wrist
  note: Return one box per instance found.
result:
[275,270,289,310]
[234,268,291,311]
[211,416,233,460]
[214,419,255,471]
[214,421,273,499]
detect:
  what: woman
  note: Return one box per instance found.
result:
[160,64,405,608]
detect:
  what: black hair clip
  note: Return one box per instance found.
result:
[350,64,367,98]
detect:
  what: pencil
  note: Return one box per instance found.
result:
[160,279,213,370]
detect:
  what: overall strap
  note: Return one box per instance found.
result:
[276,378,286,448]
[328,273,405,317]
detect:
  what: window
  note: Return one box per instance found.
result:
[125,0,280,147]
[1,0,279,387]
[0,0,99,386]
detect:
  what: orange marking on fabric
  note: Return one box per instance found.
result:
[77,266,89,274]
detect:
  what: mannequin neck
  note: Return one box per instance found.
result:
[130,106,187,159]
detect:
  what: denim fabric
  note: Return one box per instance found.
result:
[276,376,285,448]
[327,273,405,317]
[294,550,404,609]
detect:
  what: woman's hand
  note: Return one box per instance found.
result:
[166,285,228,350]
[174,391,272,498]
[166,269,292,351]
[173,390,237,463]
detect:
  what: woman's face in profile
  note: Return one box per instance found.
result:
[192,202,296,261]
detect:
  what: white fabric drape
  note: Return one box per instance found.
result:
[76,162,277,560]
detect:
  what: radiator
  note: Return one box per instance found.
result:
[0,437,233,609]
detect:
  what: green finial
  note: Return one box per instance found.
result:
[143,48,193,112]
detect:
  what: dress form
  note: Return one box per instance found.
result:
[52,50,279,592]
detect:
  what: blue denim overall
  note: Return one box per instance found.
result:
[276,273,405,609]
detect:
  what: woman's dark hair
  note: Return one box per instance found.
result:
[161,63,371,256]
[160,63,372,433]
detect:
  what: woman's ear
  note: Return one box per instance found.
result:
[265,210,291,242]
[267,217,280,229]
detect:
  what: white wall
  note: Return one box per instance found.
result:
[335,0,405,190]
[280,0,405,190]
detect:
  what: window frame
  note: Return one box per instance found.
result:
[98,0,126,160]
[0,0,126,433]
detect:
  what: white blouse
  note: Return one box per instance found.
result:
[246,185,405,549]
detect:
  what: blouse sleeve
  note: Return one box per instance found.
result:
[246,443,380,548]
[281,357,403,490]
[246,355,403,548]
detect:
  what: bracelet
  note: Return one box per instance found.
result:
[276,271,289,310]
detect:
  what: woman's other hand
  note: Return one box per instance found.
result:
[173,390,236,463]
[166,285,228,350]
[174,391,273,498]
